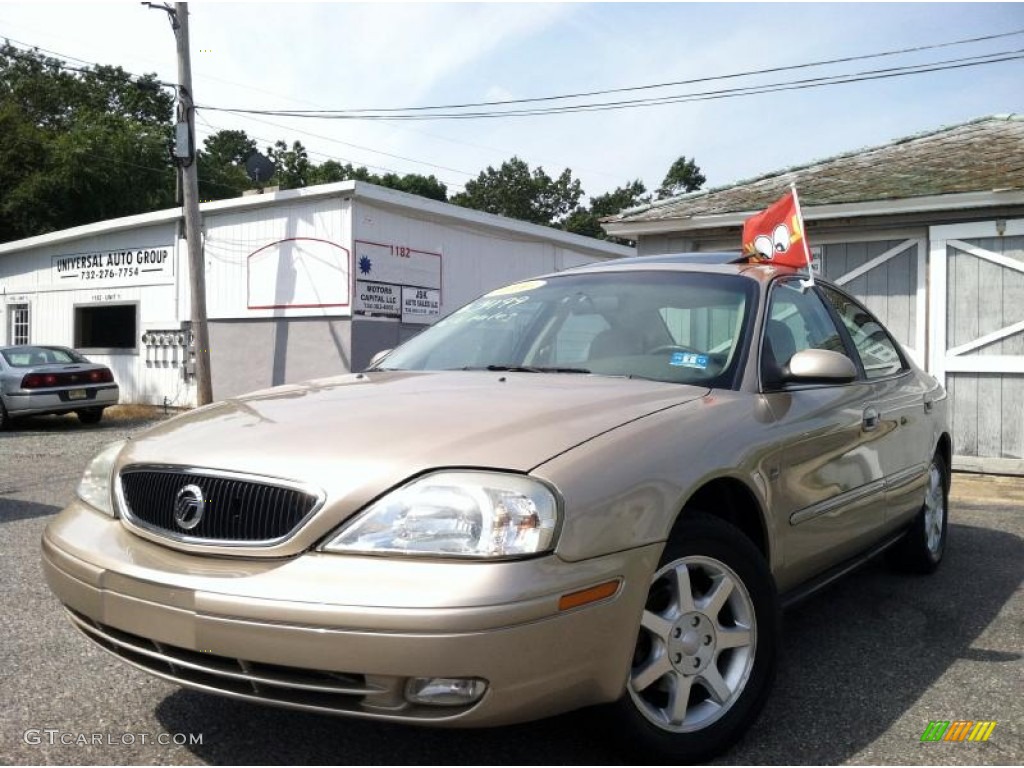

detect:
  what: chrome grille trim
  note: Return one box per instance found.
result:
[67,609,383,697]
[115,464,325,547]
[65,609,469,720]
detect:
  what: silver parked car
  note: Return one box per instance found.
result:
[0,345,119,428]
[42,255,949,762]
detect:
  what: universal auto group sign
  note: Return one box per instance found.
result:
[51,246,174,288]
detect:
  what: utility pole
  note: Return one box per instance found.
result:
[146,1,213,405]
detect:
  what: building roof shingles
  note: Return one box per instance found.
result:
[612,115,1024,223]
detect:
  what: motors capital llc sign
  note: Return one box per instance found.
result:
[355,281,401,319]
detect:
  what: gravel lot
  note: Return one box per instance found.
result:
[1,413,1021,765]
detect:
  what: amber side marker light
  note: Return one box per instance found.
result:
[558,579,621,611]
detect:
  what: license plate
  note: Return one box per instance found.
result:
[68,389,87,400]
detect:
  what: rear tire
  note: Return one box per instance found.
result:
[76,407,105,425]
[607,515,779,763]
[887,454,948,574]
[0,400,8,430]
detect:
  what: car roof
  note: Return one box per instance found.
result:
[0,344,75,353]
[587,251,748,266]
[560,252,802,284]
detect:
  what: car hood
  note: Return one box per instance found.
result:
[121,370,707,500]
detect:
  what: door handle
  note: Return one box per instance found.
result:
[863,407,880,432]
[924,399,933,414]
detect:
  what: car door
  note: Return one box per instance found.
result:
[757,278,887,586]
[820,285,933,531]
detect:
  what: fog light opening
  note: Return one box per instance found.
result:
[405,677,488,706]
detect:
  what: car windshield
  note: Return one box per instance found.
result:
[379,271,756,387]
[1,346,89,367]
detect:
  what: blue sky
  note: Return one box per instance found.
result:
[1,2,1022,201]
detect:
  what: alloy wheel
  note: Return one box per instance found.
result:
[628,555,757,733]
[924,461,945,556]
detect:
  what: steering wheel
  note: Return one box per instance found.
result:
[648,344,701,356]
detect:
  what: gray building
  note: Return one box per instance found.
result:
[605,115,1024,473]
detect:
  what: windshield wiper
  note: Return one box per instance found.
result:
[456,364,592,374]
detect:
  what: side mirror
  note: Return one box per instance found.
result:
[367,349,393,370]
[785,349,857,384]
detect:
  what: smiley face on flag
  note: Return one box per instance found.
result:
[752,222,796,261]
[742,190,812,270]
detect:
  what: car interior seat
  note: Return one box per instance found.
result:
[588,326,645,359]
[762,319,798,387]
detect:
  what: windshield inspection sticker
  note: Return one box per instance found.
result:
[670,352,709,369]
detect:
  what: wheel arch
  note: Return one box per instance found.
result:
[678,476,771,567]
[935,432,952,490]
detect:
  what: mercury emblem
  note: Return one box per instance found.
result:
[173,484,206,531]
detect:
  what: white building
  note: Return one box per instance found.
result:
[0,181,631,406]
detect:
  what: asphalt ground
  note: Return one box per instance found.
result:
[1,412,1021,765]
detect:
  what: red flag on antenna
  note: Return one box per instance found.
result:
[742,188,811,271]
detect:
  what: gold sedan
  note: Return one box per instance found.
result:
[42,255,950,762]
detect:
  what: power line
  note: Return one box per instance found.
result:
[193,113,466,193]
[194,111,468,190]
[197,109,472,176]
[436,49,1024,119]
[201,28,1024,116]
[1,33,466,204]
[201,49,1024,121]
[2,32,469,187]
[1,36,176,89]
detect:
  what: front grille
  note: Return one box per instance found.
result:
[119,467,321,544]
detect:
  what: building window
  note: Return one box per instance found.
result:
[74,304,137,351]
[9,304,29,346]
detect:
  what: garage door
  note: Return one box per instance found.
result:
[929,219,1024,474]
[820,238,926,366]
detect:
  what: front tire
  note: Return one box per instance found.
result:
[888,454,948,574]
[610,515,779,763]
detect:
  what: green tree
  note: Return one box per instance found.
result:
[656,155,706,199]
[564,179,649,240]
[203,129,256,166]
[451,156,582,226]
[308,160,374,185]
[303,160,447,202]
[377,172,447,202]
[197,129,259,201]
[267,140,311,190]
[0,43,176,241]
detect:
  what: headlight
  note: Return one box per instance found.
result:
[321,471,559,558]
[75,440,126,517]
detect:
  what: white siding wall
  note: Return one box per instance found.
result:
[0,223,183,405]
[202,198,351,320]
[352,202,611,319]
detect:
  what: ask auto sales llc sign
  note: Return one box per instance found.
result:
[51,247,173,289]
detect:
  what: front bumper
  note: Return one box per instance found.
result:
[42,500,659,727]
[5,384,119,417]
